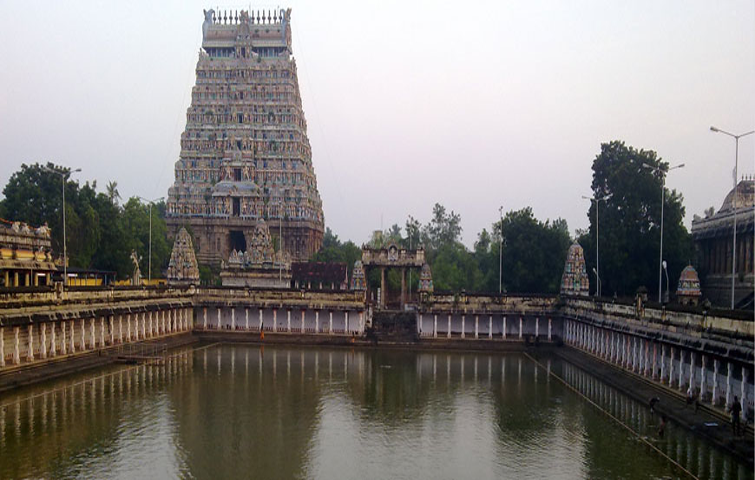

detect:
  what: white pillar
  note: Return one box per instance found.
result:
[739,367,747,418]
[726,362,733,408]
[503,316,507,339]
[246,308,250,330]
[40,324,47,359]
[345,311,349,334]
[669,347,675,386]
[678,349,685,392]
[433,314,438,338]
[127,315,132,342]
[660,344,666,382]
[13,327,20,364]
[447,315,451,339]
[489,316,493,340]
[689,352,696,392]
[232,308,236,330]
[80,319,86,349]
[0,326,4,367]
[217,308,221,330]
[287,310,291,333]
[535,317,539,339]
[518,317,522,339]
[699,355,707,401]
[274,309,278,333]
[202,308,207,330]
[141,313,146,339]
[474,315,478,339]
[461,315,466,339]
[547,318,552,341]
[50,324,56,357]
[62,321,68,354]
[259,309,263,331]
[359,311,365,334]
[301,310,305,333]
[712,359,719,406]
[148,312,153,338]
[329,311,333,334]
[315,310,319,333]
[27,325,34,361]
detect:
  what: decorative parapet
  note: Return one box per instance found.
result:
[361,243,425,268]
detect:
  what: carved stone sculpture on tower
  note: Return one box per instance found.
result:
[167,227,200,286]
[560,242,590,296]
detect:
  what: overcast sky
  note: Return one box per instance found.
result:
[1,0,753,247]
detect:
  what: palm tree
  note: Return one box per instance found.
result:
[106,181,121,205]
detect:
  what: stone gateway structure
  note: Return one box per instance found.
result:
[167,8,324,266]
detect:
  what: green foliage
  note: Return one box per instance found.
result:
[580,141,692,298]
[0,162,171,280]
[499,208,571,293]
[311,227,361,277]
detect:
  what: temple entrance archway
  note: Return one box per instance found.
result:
[362,243,426,310]
[229,230,246,252]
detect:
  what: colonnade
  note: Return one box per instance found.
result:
[0,307,192,368]
[563,319,753,420]
[418,313,555,342]
[198,306,366,335]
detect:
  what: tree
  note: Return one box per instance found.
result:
[106,181,121,205]
[421,203,462,255]
[499,208,571,293]
[581,141,692,298]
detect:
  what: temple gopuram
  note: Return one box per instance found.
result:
[167,8,324,267]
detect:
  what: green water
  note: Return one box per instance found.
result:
[0,344,751,479]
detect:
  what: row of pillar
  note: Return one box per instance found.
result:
[0,307,192,368]
[200,307,366,335]
[563,319,751,417]
[419,314,552,341]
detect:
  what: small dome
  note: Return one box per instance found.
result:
[719,179,754,213]
[676,264,701,298]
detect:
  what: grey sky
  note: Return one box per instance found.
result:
[1,0,753,247]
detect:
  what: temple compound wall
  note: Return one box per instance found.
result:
[561,296,754,422]
[0,288,194,369]
[166,9,324,266]
[417,294,562,341]
[193,287,367,335]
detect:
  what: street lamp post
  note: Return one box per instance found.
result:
[499,206,503,294]
[642,162,685,303]
[137,196,164,283]
[710,126,755,309]
[662,260,669,304]
[592,267,601,298]
[582,193,612,297]
[43,166,81,287]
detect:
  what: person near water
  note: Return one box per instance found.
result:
[658,414,667,439]
[730,396,742,436]
[649,397,660,414]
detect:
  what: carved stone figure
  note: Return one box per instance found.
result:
[560,242,589,296]
[130,250,142,286]
[202,9,215,39]
[167,227,200,286]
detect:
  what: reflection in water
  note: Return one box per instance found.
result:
[0,346,752,480]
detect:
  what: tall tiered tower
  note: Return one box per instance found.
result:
[167,8,324,266]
